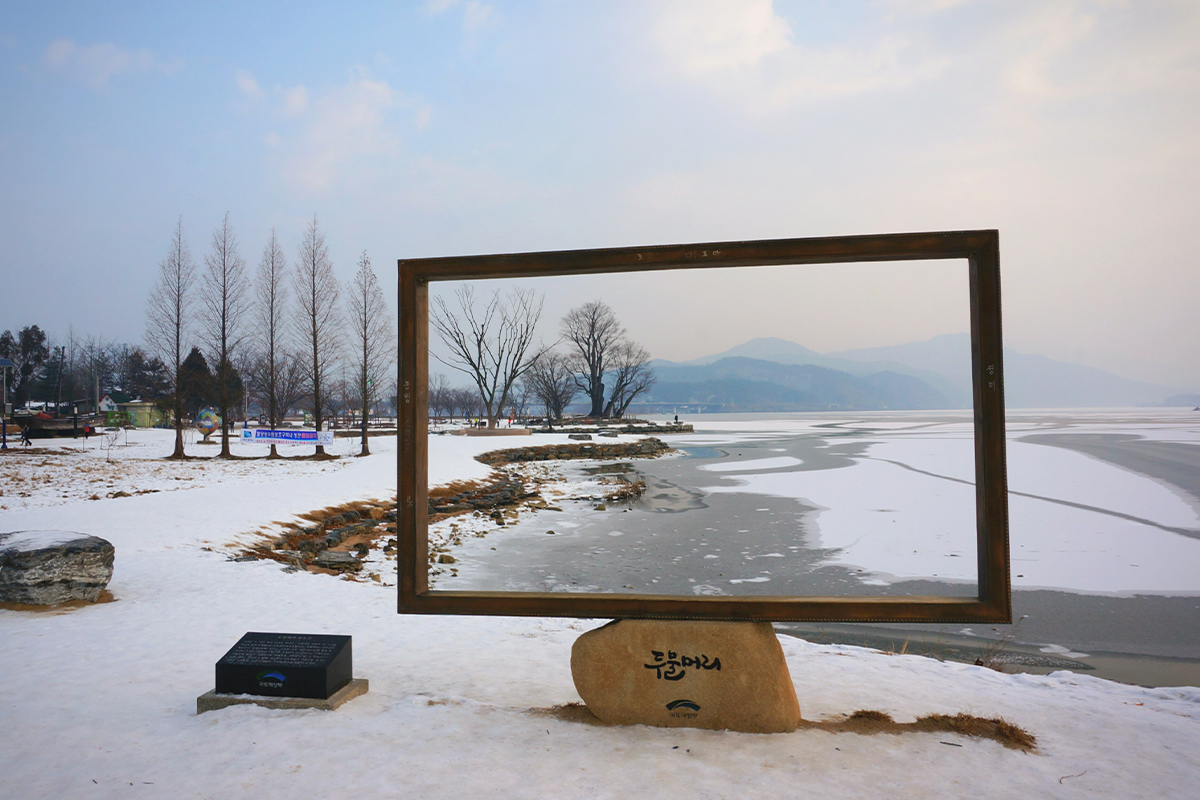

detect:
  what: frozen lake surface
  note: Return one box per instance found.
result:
[440,410,1200,597]
[432,409,1200,681]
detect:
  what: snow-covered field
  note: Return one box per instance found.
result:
[2,420,1200,799]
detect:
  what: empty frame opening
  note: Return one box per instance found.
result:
[397,231,1009,622]
[425,260,976,599]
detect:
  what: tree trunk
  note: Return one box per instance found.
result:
[359,404,370,456]
[171,390,185,458]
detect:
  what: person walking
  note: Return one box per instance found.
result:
[20,424,32,447]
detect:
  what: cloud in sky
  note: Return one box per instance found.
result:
[234,69,265,103]
[426,0,497,41]
[654,0,793,74]
[40,38,179,88]
[279,84,310,117]
[995,1,1200,103]
[650,0,950,110]
[277,74,399,191]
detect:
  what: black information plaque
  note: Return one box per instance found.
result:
[215,632,352,699]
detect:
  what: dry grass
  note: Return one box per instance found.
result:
[428,479,488,500]
[295,498,392,524]
[802,710,1036,750]
[535,704,1036,750]
[0,589,117,613]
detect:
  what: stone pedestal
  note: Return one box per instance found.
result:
[197,678,368,714]
[571,619,801,734]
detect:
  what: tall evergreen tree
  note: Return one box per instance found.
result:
[179,347,215,418]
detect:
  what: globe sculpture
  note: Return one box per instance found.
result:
[195,407,221,443]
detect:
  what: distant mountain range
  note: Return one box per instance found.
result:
[644,357,952,412]
[637,335,1181,411]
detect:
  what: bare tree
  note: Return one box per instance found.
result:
[292,215,341,456]
[345,251,394,456]
[253,229,291,457]
[448,386,478,421]
[561,300,624,418]
[145,218,196,458]
[76,335,116,413]
[603,341,655,417]
[506,378,532,421]
[247,351,306,426]
[430,285,545,428]
[527,351,578,421]
[428,373,451,420]
[200,213,249,457]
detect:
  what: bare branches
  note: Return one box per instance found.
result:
[430,285,545,428]
[292,215,341,455]
[252,228,290,455]
[526,351,578,420]
[346,250,393,455]
[557,300,655,419]
[561,300,624,417]
[201,212,250,457]
[428,373,451,419]
[145,218,195,458]
[604,340,655,418]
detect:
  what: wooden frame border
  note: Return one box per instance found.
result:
[398,230,1009,623]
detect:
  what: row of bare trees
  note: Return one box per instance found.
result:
[429,290,654,427]
[145,215,394,459]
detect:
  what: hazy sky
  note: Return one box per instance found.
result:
[2,1,1198,389]
[432,259,971,366]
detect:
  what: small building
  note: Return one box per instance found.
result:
[117,400,168,428]
[98,392,132,413]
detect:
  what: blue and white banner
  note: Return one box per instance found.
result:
[241,428,334,445]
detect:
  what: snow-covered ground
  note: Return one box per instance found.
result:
[2,421,1200,798]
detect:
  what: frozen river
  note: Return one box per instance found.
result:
[435,409,1200,685]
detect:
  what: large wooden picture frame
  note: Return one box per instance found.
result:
[398,230,1010,623]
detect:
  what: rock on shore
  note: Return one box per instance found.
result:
[0,530,115,604]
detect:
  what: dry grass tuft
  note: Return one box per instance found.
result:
[914,713,1036,750]
[428,479,488,500]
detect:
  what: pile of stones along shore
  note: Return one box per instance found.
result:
[475,437,672,466]
[242,504,399,575]
[243,437,672,575]
[531,420,693,435]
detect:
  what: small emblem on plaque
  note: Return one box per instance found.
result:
[666,699,700,712]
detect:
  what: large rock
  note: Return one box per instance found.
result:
[0,530,115,605]
[571,619,801,734]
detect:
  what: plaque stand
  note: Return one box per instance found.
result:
[197,678,369,714]
[197,632,368,714]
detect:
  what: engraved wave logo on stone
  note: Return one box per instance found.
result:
[257,671,286,683]
[666,699,700,712]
